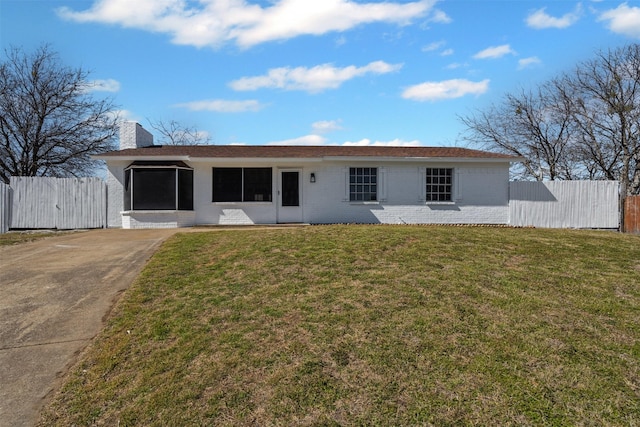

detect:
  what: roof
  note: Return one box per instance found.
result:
[95,145,521,162]
[126,160,192,168]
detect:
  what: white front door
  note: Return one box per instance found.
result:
[277,169,303,223]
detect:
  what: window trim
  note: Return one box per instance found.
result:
[344,166,385,203]
[349,167,378,202]
[424,167,456,204]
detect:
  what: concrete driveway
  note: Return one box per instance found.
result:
[0,229,179,427]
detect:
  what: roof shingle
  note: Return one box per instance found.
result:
[96,145,520,160]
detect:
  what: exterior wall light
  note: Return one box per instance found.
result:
[310,173,316,183]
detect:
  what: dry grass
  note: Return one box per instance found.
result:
[39,225,640,426]
[0,230,71,245]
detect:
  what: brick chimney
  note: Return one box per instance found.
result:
[119,121,154,150]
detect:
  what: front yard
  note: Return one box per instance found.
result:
[39,225,640,426]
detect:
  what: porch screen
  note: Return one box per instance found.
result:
[125,162,194,211]
[133,169,176,210]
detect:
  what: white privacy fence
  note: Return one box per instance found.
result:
[0,183,10,233]
[0,177,622,232]
[8,177,107,230]
[509,181,620,229]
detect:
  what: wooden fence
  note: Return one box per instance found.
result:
[509,181,620,229]
[0,178,628,232]
[8,177,107,230]
[0,182,10,233]
[624,195,640,234]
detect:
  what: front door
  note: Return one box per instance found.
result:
[277,169,303,223]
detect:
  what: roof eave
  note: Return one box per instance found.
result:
[93,153,524,163]
[323,156,522,163]
[187,157,323,163]
[92,154,191,161]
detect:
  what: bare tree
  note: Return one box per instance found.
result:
[460,84,579,181]
[0,45,119,184]
[460,44,640,195]
[559,44,640,196]
[148,119,212,146]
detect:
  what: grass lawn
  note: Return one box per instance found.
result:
[0,230,71,246]
[39,225,640,426]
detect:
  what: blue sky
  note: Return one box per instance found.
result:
[2,0,640,147]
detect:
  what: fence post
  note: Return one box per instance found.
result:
[623,195,640,234]
[0,182,11,234]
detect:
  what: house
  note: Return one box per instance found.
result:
[95,122,521,229]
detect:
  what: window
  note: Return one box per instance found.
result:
[133,169,176,209]
[349,167,377,201]
[212,168,242,202]
[124,162,193,211]
[213,167,272,202]
[281,171,299,207]
[426,168,453,202]
[177,169,194,210]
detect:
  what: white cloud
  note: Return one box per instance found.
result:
[428,9,452,24]
[422,40,452,56]
[342,138,421,146]
[422,40,446,52]
[445,62,465,70]
[598,3,640,38]
[109,109,139,123]
[229,61,402,93]
[266,134,422,146]
[195,130,212,141]
[242,0,432,48]
[526,4,582,29]
[473,44,516,59]
[402,79,489,101]
[267,119,344,145]
[85,78,121,92]
[58,0,435,49]
[174,99,263,113]
[267,134,328,146]
[312,120,343,134]
[518,56,542,70]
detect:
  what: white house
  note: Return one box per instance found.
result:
[95,122,521,229]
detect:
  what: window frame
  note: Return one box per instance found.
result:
[425,167,454,203]
[124,162,194,211]
[212,167,273,203]
[349,167,378,202]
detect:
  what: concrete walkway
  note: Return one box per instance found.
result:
[0,229,179,427]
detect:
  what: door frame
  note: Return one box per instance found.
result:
[277,168,303,223]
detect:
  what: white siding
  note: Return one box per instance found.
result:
[188,161,511,226]
[192,162,280,225]
[303,163,509,224]
[106,162,127,228]
[509,181,619,229]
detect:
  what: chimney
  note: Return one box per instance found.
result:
[119,121,154,150]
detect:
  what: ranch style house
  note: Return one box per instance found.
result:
[95,122,521,229]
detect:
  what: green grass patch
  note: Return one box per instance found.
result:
[39,226,640,426]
